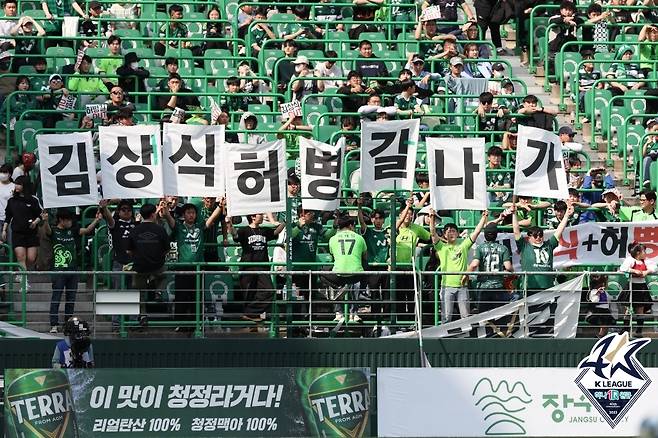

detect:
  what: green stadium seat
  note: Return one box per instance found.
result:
[187,12,205,36]
[55,120,79,132]
[594,52,614,74]
[609,106,630,141]
[46,46,75,74]
[623,124,645,160]
[298,50,325,63]
[325,31,350,56]
[14,120,42,154]
[261,49,281,76]
[304,104,328,126]
[115,29,142,49]
[270,13,296,36]
[359,32,386,52]
[18,65,35,74]
[146,66,167,91]
[624,90,646,115]
[379,50,402,77]
[614,34,639,44]
[135,48,155,69]
[205,49,233,75]
[316,125,338,143]
[556,51,581,85]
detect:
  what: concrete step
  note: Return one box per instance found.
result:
[17,301,96,313]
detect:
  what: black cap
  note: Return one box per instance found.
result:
[484,222,498,234]
[558,125,576,136]
[492,62,505,71]
[124,52,140,64]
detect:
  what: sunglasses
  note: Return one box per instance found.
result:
[528,232,544,238]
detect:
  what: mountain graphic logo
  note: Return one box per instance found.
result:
[472,378,532,436]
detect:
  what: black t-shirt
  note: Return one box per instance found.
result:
[236,226,276,263]
[127,222,170,272]
[109,217,136,265]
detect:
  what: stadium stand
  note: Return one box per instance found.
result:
[0,0,656,341]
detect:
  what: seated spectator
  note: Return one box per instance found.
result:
[10,15,45,72]
[104,84,135,120]
[499,196,550,228]
[200,6,228,54]
[428,39,459,70]
[238,112,265,145]
[0,75,36,130]
[284,5,324,50]
[79,1,113,44]
[291,55,324,103]
[156,73,200,122]
[155,4,191,57]
[236,0,255,40]
[314,0,344,26]
[456,21,491,59]
[581,3,612,55]
[639,24,658,78]
[97,35,123,77]
[516,94,558,130]
[68,54,109,106]
[497,79,520,113]
[355,40,390,88]
[220,76,249,115]
[405,55,440,103]
[486,146,512,207]
[314,51,343,90]
[545,200,576,230]
[566,154,584,189]
[606,45,646,101]
[414,174,431,207]
[357,94,396,120]
[348,3,380,42]
[414,17,456,59]
[394,80,425,119]
[463,42,492,79]
[474,91,507,133]
[338,70,371,113]
[237,61,262,102]
[641,118,658,188]
[581,166,615,204]
[36,73,68,128]
[567,188,596,224]
[608,0,634,41]
[0,0,18,51]
[116,51,149,102]
[591,188,623,222]
[575,51,603,115]
[341,116,360,153]
[423,0,476,35]
[249,7,274,56]
[276,40,298,94]
[156,57,185,90]
[0,51,16,97]
[277,114,312,150]
[547,1,583,76]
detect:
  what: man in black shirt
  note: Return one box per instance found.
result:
[276,40,298,94]
[156,73,200,122]
[354,40,389,88]
[337,71,371,113]
[226,213,284,322]
[126,203,170,328]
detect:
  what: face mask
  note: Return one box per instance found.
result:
[0,173,9,182]
[130,62,139,69]
[295,65,304,73]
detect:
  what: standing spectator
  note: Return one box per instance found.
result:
[236,0,255,39]
[116,52,150,102]
[11,152,36,181]
[512,197,573,293]
[162,202,222,332]
[327,215,367,323]
[0,0,17,51]
[41,0,87,21]
[639,24,658,78]
[276,40,298,94]
[226,214,284,322]
[585,274,614,338]
[97,35,123,77]
[10,15,45,72]
[154,4,190,56]
[581,166,615,204]
[474,0,506,55]
[619,241,656,338]
[79,1,113,44]
[486,146,512,207]
[547,1,583,77]
[43,208,101,334]
[248,7,275,56]
[2,176,43,284]
[430,210,488,323]
[422,0,476,34]
[0,164,14,232]
[126,203,171,328]
[468,222,513,312]
[581,3,612,55]
[575,51,603,114]
[357,199,390,321]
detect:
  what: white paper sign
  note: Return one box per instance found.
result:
[360,119,419,193]
[224,140,286,216]
[162,124,225,197]
[426,137,487,210]
[37,132,98,208]
[514,125,569,199]
[85,104,107,120]
[280,100,302,119]
[421,5,442,21]
[300,137,345,211]
[57,94,77,112]
[99,125,163,199]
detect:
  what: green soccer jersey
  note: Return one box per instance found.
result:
[474,241,512,289]
[434,237,473,288]
[516,235,559,290]
[52,227,79,270]
[329,229,366,274]
[394,94,416,118]
[396,224,430,265]
[175,220,205,264]
[363,227,389,264]
[291,222,323,265]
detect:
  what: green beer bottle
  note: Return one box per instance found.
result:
[4,369,78,438]
[297,368,370,438]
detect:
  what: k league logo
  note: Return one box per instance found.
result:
[575,332,651,428]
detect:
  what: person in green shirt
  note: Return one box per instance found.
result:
[621,189,658,222]
[394,198,431,319]
[467,222,513,313]
[641,121,658,187]
[291,208,335,301]
[327,215,367,323]
[512,196,573,293]
[162,202,223,332]
[97,35,123,77]
[67,55,109,106]
[43,208,101,334]
[358,199,390,319]
[430,209,488,323]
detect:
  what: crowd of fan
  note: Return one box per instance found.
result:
[0,0,656,335]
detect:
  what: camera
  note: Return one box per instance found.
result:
[63,317,93,368]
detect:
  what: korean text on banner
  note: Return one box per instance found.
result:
[99,125,163,199]
[360,119,419,193]
[514,125,568,199]
[225,140,286,216]
[426,137,487,210]
[162,124,225,197]
[38,132,99,208]
[300,137,345,211]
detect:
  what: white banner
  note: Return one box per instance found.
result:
[300,137,344,211]
[99,125,163,199]
[37,132,98,208]
[162,124,225,197]
[377,366,657,437]
[224,140,286,217]
[514,125,569,199]
[389,275,584,339]
[360,119,419,193]
[426,137,487,210]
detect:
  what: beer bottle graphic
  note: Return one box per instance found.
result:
[297,368,370,438]
[4,369,79,438]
